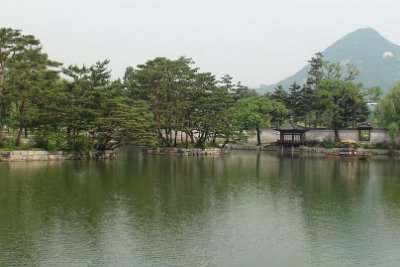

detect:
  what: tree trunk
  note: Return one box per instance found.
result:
[169,128,173,144]
[0,69,5,139]
[155,107,168,146]
[173,130,177,147]
[195,126,209,148]
[256,125,261,146]
[16,102,26,147]
[164,128,168,144]
[15,125,24,147]
[189,132,194,145]
[0,68,5,94]
[334,126,340,142]
[73,128,79,149]
[212,133,216,146]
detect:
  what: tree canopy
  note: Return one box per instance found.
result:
[377,82,400,139]
[1,28,397,151]
[267,52,371,141]
[0,28,156,153]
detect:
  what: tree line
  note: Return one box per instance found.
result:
[0,28,286,150]
[267,52,400,142]
[0,28,399,151]
[268,52,376,141]
[0,28,155,152]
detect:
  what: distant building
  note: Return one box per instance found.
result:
[275,122,308,146]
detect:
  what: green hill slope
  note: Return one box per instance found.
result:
[258,28,400,94]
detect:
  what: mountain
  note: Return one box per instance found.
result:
[258,28,400,94]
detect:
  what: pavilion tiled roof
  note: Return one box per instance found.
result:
[277,122,308,131]
[358,122,373,129]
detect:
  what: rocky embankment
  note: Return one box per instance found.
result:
[143,147,230,156]
[0,150,116,162]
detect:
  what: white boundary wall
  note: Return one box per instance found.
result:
[246,128,398,145]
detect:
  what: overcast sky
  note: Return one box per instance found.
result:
[3,0,400,87]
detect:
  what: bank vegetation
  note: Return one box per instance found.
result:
[1,28,399,153]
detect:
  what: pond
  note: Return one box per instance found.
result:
[1,148,399,266]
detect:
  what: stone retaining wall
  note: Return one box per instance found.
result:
[298,146,399,155]
[0,150,116,162]
[228,144,399,156]
[143,147,230,156]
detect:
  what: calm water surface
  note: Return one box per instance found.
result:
[1,149,400,266]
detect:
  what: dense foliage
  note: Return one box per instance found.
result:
[1,28,397,151]
[268,52,372,141]
[0,28,282,150]
[0,28,156,153]
[377,82,400,139]
[123,57,277,148]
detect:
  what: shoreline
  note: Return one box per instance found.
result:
[1,145,399,162]
[143,147,230,157]
[229,144,400,156]
[0,150,116,162]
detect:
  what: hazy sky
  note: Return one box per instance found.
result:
[3,0,400,87]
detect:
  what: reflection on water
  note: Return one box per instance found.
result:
[0,149,400,266]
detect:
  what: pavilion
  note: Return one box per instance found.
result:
[275,122,308,146]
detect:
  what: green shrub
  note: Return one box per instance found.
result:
[71,135,93,152]
[0,137,9,148]
[34,130,67,151]
[305,140,320,147]
[322,138,336,148]
[393,143,400,150]
[17,143,35,150]
[374,141,390,150]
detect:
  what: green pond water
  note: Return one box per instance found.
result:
[1,148,400,266]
